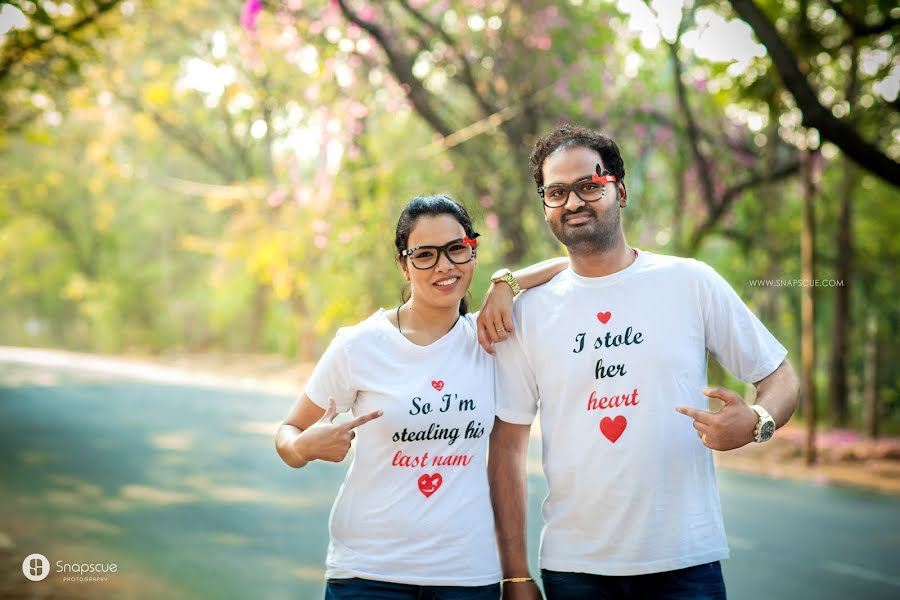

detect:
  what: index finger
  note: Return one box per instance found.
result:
[342,409,384,430]
[478,322,496,355]
[675,405,713,424]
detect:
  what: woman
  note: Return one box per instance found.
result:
[275,194,566,599]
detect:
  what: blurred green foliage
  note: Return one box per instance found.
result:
[0,0,897,429]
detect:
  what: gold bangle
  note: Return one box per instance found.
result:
[501,577,534,583]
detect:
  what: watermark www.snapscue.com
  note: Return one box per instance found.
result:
[748,279,844,287]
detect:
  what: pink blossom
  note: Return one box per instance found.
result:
[240,0,262,32]
[348,101,369,119]
[653,127,672,145]
[554,79,573,102]
[267,188,287,207]
[314,235,328,249]
[430,1,450,17]
[580,95,595,117]
[485,212,499,231]
[534,35,552,50]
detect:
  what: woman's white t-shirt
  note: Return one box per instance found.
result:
[304,310,500,586]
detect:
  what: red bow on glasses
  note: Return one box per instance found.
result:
[462,234,479,249]
[592,165,617,185]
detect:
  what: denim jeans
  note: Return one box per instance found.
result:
[325,578,501,600]
[542,562,727,600]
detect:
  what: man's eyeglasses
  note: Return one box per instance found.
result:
[538,164,617,208]
[400,236,478,270]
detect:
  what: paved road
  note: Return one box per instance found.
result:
[1,362,898,599]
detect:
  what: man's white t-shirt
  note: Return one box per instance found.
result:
[304,310,500,586]
[494,250,787,576]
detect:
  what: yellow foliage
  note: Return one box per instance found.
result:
[93,200,116,231]
[272,270,293,300]
[142,59,163,77]
[87,176,105,195]
[24,131,53,145]
[205,196,242,212]
[316,298,355,337]
[133,113,158,142]
[45,171,64,187]
[143,82,172,107]
[86,141,107,163]
[63,273,90,301]
[180,235,214,253]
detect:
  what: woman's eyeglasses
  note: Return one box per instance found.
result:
[400,237,478,270]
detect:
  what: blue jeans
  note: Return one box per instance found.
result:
[542,562,727,600]
[325,578,500,600]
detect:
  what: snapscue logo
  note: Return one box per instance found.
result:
[57,559,118,583]
[21,553,119,583]
[22,553,50,582]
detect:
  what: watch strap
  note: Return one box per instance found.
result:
[750,404,774,443]
[492,269,522,296]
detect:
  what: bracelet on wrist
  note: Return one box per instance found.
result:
[501,576,534,583]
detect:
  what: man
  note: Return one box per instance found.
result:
[483,124,799,599]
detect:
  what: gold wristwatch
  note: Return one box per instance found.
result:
[491,268,522,296]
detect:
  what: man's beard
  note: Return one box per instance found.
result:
[548,200,621,255]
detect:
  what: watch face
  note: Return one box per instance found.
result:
[760,420,776,441]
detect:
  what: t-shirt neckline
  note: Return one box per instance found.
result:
[377,308,465,351]
[566,247,646,288]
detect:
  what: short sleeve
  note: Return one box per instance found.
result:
[303,329,357,412]
[701,264,787,383]
[493,305,539,424]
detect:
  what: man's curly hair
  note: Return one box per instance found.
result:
[530,124,625,190]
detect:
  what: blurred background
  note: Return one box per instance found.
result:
[1,0,898,598]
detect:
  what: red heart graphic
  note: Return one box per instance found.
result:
[597,311,612,324]
[599,415,627,443]
[431,380,444,391]
[417,473,443,497]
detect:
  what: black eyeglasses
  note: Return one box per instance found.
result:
[400,237,477,270]
[538,164,617,208]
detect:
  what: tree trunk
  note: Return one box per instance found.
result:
[248,284,268,352]
[291,292,317,363]
[862,313,879,439]
[828,158,854,426]
[828,41,859,428]
[801,149,817,466]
